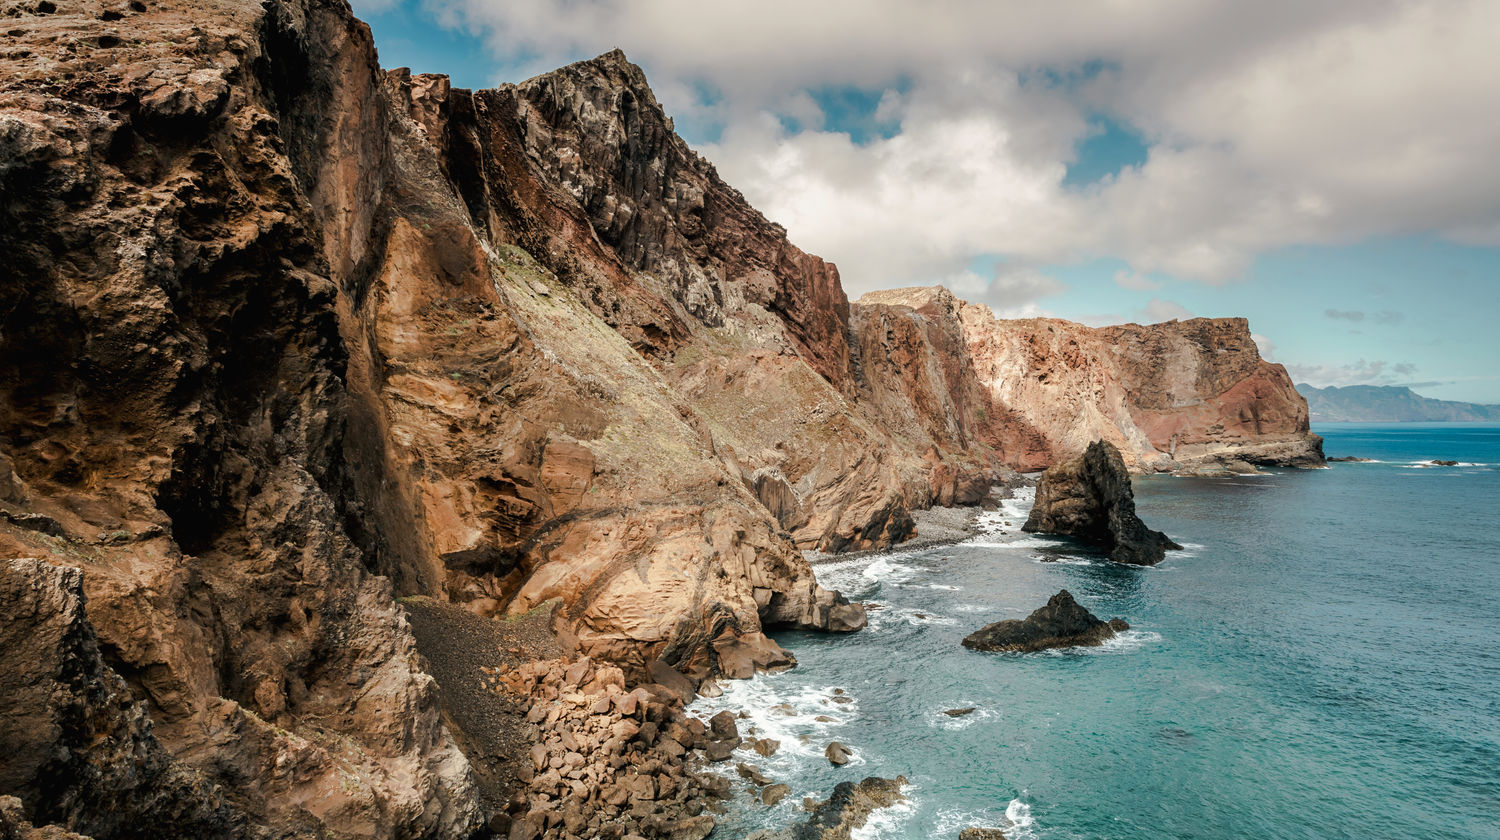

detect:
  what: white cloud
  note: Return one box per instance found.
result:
[1136,299,1195,324]
[1285,359,1422,388]
[1251,333,1277,362]
[417,0,1500,288]
[1114,269,1162,291]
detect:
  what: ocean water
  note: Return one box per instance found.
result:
[693,424,1500,840]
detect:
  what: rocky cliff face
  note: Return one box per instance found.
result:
[860,287,1323,471]
[0,1,1318,837]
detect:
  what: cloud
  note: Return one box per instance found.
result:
[941,264,1064,318]
[1324,308,1406,324]
[1285,359,1422,388]
[1137,298,1194,323]
[1114,269,1162,291]
[418,0,1500,288]
[1251,332,1277,362]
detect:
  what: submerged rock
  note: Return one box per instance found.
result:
[961,590,1127,652]
[943,707,978,717]
[1328,456,1374,462]
[1023,440,1182,565]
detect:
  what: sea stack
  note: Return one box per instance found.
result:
[1023,440,1182,565]
[961,589,1128,652]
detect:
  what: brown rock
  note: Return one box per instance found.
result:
[761,784,791,807]
[709,710,740,741]
[736,763,773,786]
[959,829,1008,840]
[646,661,697,705]
[750,737,781,757]
[962,590,1124,652]
[1023,440,1182,565]
[702,739,738,762]
[824,742,853,766]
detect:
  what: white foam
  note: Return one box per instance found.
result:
[934,798,1038,840]
[966,535,1069,550]
[687,676,859,765]
[1033,554,1093,566]
[927,705,995,731]
[863,558,925,584]
[1067,628,1162,655]
[849,796,916,840]
[1403,459,1491,468]
[866,605,959,630]
[1005,798,1038,839]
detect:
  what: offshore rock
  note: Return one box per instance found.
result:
[961,590,1127,652]
[1023,441,1182,565]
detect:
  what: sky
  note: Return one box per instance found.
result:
[353,0,1500,404]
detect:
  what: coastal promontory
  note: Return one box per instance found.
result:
[0,0,1317,836]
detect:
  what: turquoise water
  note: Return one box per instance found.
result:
[694,424,1500,839]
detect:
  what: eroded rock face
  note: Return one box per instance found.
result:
[1023,441,1182,565]
[961,589,1127,652]
[858,287,1324,472]
[0,560,243,839]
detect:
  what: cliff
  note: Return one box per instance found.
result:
[0,1,1317,837]
[860,287,1324,471]
[1297,384,1500,422]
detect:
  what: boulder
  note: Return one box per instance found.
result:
[761,784,791,806]
[824,742,852,766]
[961,590,1127,652]
[1023,440,1181,565]
[959,829,1008,840]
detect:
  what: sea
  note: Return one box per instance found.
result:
[691,423,1500,840]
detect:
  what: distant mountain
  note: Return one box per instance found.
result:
[1296,384,1500,422]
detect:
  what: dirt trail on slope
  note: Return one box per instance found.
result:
[402,598,566,814]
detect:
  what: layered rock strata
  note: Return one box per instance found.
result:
[961,589,1128,652]
[1023,441,1182,565]
[859,287,1324,472]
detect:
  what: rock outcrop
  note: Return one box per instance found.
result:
[1023,441,1182,565]
[747,776,908,840]
[961,590,1127,652]
[859,287,1324,472]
